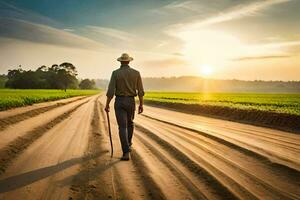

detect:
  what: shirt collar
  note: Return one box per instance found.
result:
[120,64,130,68]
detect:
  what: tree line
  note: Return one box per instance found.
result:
[3,63,96,90]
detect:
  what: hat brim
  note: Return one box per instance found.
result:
[117,57,133,62]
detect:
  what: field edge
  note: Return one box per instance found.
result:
[0,89,101,111]
[144,100,300,134]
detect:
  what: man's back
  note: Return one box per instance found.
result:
[106,64,144,98]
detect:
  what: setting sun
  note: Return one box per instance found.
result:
[174,30,244,69]
[201,64,214,76]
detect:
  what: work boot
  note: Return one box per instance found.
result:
[121,152,130,161]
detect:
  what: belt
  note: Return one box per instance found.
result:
[116,95,135,98]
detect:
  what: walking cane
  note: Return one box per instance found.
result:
[105,111,114,158]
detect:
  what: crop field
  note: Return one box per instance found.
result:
[0,89,100,111]
[144,92,300,116]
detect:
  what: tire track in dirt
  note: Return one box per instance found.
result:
[135,124,241,200]
[71,101,167,200]
[132,136,207,200]
[141,114,300,172]
[153,121,300,196]
[135,119,300,199]
[218,126,300,149]
[0,99,89,175]
[97,96,244,199]
[69,97,120,200]
[99,101,166,200]
[69,99,133,200]
[0,95,97,200]
[0,96,95,151]
[129,150,167,200]
[0,96,88,131]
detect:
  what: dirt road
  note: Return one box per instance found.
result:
[0,94,299,200]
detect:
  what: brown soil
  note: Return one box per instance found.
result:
[0,96,88,131]
[69,100,166,200]
[0,100,89,175]
[0,95,298,200]
[144,100,300,133]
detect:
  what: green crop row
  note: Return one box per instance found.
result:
[0,89,100,111]
[144,92,300,116]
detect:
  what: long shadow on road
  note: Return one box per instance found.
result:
[0,150,108,193]
[56,159,120,188]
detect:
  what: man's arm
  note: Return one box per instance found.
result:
[105,96,113,112]
[138,95,144,114]
[105,72,116,112]
[137,72,144,114]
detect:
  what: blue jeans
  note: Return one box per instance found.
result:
[114,96,135,154]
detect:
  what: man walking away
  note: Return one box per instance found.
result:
[105,53,144,161]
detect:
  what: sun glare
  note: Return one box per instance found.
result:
[201,64,214,76]
[176,29,246,72]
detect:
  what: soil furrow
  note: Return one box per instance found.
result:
[156,120,300,192]
[215,126,300,152]
[98,102,166,200]
[137,120,299,199]
[70,100,162,200]
[0,99,89,175]
[130,150,167,200]
[143,100,300,133]
[0,96,88,131]
[141,114,300,172]
[0,94,296,199]
[69,97,120,200]
[135,124,242,200]
[221,126,300,147]
[134,133,208,200]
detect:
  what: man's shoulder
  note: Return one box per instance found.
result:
[114,67,140,73]
[112,68,122,75]
[113,66,140,77]
[128,67,140,74]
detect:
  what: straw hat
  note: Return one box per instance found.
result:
[117,53,133,62]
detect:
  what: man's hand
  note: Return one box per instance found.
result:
[105,96,112,113]
[105,105,110,113]
[138,105,143,114]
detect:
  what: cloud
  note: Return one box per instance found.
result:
[0,18,104,50]
[245,40,300,54]
[172,52,184,56]
[82,26,178,56]
[151,0,211,16]
[0,1,57,26]
[85,26,135,41]
[162,0,298,66]
[167,0,292,31]
[233,55,292,61]
[143,57,188,68]
[63,28,74,32]
[163,1,198,12]
[156,41,168,48]
[232,40,300,61]
[259,40,300,48]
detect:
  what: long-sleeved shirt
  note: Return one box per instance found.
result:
[106,64,145,98]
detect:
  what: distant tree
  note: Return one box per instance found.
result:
[56,63,78,91]
[0,74,7,88]
[4,63,79,90]
[37,65,47,72]
[79,79,96,89]
[5,67,24,88]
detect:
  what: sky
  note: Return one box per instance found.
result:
[0,0,299,80]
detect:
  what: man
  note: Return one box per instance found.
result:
[105,53,144,161]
